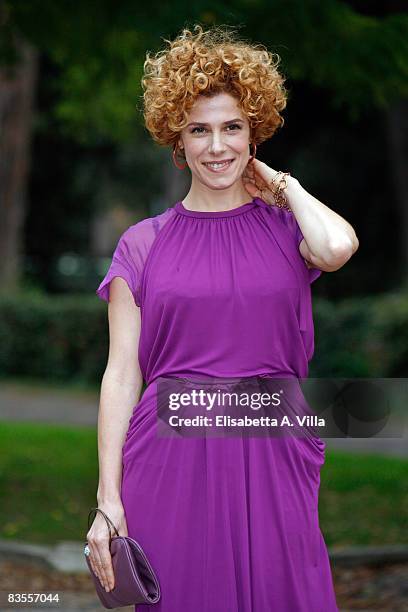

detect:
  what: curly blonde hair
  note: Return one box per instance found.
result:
[141,24,288,148]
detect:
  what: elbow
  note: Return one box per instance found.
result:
[325,238,357,268]
[352,234,360,253]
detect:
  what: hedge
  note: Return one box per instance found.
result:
[0,289,406,385]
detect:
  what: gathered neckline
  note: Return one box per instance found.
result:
[174,197,268,218]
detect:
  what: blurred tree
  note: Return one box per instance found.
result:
[0,31,38,292]
[0,0,407,290]
[2,0,406,140]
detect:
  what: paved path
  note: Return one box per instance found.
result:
[1,542,408,611]
[0,382,98,427]
[0,382,407,457]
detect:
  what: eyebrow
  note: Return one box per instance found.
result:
[187,118,245,127]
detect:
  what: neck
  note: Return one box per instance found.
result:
[182,179,252,212]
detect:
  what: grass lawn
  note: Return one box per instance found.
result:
[0,422,406,547]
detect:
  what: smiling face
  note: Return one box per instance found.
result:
[178,92,252,191]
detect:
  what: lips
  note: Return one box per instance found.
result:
[203,159,235,172]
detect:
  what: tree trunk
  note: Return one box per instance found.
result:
[384,99,408,285]
[0,33,38,293]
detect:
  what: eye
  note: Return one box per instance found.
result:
[190,123,242,134]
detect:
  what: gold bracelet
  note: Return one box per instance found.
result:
[269,171,292,212]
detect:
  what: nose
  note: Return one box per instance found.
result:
[208,131,227,156]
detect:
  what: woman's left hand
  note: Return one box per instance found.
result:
[242,158,289,206]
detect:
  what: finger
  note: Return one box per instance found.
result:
[251,158,277,182]
[88,542,101,582]
[90,540,107,589]
[243,181,261,198]
[252,176,268,192]
[245,164,255,178]
[94,545,111,590]
[98,542,116,591]
[254,176,269,191]
[88,554,97,580]
[100,549,115,590]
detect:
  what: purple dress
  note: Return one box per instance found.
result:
[96,196,338,611]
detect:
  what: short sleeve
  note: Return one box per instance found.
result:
[96,227,141,306]
[278,208,323,284]
[95,210,176,307]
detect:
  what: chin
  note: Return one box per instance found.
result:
[198,171,240,188]
[204,179,237,191]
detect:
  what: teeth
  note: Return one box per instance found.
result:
[205,160,232,169]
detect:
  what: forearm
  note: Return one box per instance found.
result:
[96,369,143,504]
[285,176,359,264]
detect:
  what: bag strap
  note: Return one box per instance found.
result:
[87,507,120,544]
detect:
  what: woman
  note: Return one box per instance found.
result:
[87,24,358,611]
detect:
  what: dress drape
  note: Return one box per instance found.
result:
[96,196,338,611]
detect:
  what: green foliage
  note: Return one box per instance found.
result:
[312,295,375,377]
[312,291,408,377]
[0,289,407,385]
[251,1,408,116]
[0,422,406,546]
[0,423,97,543]
[320,450,408,546]
[0,0,407,142]
[53,29,147,144]
[0,290,107,385]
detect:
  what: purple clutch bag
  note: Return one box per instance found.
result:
[84,507,161,608]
